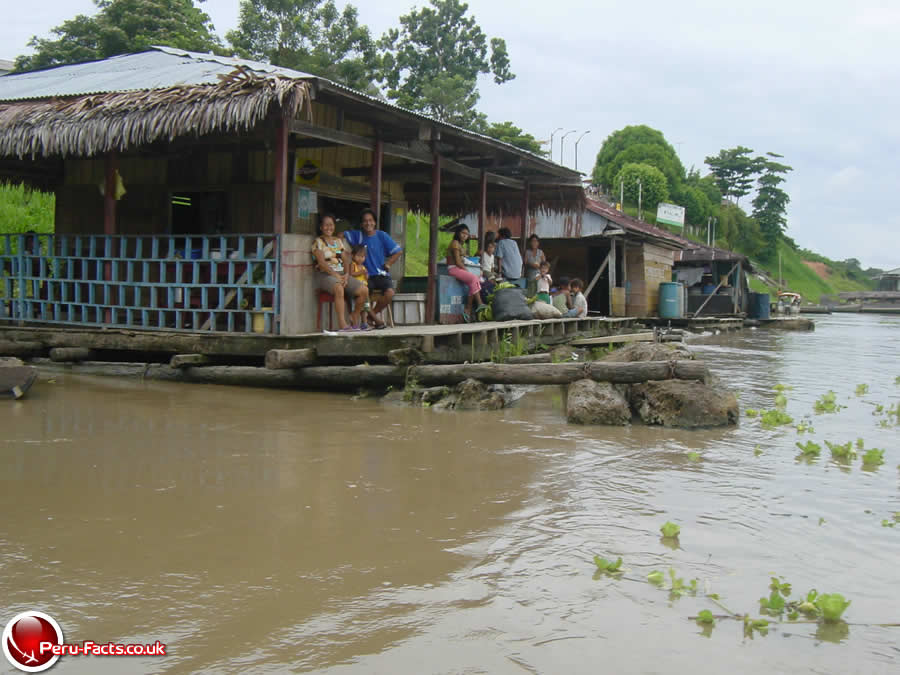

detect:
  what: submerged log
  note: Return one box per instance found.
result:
[265,348,317,370]
[409,360,708,387]
[170,354,211,368]
[0,340,45,357]
[33,360,406,392]
[49,347,93,362]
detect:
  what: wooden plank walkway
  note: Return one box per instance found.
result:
[0,317,638,364]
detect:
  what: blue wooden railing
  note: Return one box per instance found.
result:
[0,233,280,334]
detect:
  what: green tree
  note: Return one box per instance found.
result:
[613,163,669,213]
[685,166,722,207]
[672,184,712,228]
[704,146,759,205]
[378,0,514,128]
[15,0,222,71]
[482,121,545,155]
[226,0,378,92]
[751,152,792,255]
[593,125,684,192]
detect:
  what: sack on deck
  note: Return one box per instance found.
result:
[492,288,533,321]
[531,301,562,319]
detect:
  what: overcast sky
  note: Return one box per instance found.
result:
[3,0,897,269]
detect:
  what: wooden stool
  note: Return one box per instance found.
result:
[369,290,395,328]
[316,290,336,331]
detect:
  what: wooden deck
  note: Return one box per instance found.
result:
[0,317,638,364]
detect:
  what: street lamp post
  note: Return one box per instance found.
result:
[574,130,591,171]
[559,130,576,165]
[549,127,563,162]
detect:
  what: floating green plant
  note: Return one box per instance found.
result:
[660,521,681,538]
[815,593,851,623]
[745,408,759,418]
[796,441,821,457]
[856,437,865,449]
[760,409,793,428]
[687,451,701,462]
[825,440,856,461]
[667,568,698,597]
[773,383,793,392]
[855,383,869,396]
[647,570,665,585]
[814,391,843,414]
[795,420,815,434]
[774,392,788,408]
[593,555,623,573]
[759,590,785,614]
[743,616,769,637]
[895,375,900,385]
[861,448,885,466]
[770,577,792,597]
[696,609,715,625]
[753,445,763,456]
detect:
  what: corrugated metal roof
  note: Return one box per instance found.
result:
[0,47,316,102]
[586,198,685,248]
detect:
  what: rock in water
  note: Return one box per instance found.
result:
[0,357,25,367]
[628,380,738,428]
[602,342,693,362]
[566,379,632,425]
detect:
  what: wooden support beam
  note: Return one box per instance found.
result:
[425,152,441,324]
[371,138,383,223]
[476,170,488,255]
[584,252,611,298]
[569,333,655,346]
[609,238,617,304]
[170,354,211,369]
[273,114,289,235]
[265,348,317,370]
[103,153,117,235]
[520,180,530,251]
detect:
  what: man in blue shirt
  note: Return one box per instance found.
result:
[494,227,523,282]
[344,208,403,328]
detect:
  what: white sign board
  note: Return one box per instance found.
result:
[656,202,685,228]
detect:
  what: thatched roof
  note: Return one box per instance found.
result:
[0,67,311,159]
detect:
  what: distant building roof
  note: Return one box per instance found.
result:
[585,198,686,249]
[878,267,900,278]
[0,59,14,76]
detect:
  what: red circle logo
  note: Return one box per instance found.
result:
[2,612,64,672]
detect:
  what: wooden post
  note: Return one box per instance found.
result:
[477,170,487,253]
[425,152,441,324]
[272,114,289,235]
[734,260,742,314]
[370,138,383,223]
[103,152,117,324]
[519,179,530,251]
[608,239,617,313]
[584,252,610,298]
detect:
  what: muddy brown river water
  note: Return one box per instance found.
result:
[2,314,899,674]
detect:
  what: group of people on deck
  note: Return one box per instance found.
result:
[311,209,587,332]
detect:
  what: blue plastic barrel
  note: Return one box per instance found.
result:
[659,282,683,319]
[749,292,770,319]
[702,283,716,295]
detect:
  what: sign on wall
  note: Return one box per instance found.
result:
[294,158,321,186]
[656,202,685,228]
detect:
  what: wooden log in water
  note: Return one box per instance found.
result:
[170,354,212,369]
[33,360,407,392]
[505,353,553,364]
[0,340,45,357]
[387,348,425,367]
[0,366,38,399]
[264,348,317,370]
[49,347,94,362]
[409,360,708,387]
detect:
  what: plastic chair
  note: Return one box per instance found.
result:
[316,290,336,331]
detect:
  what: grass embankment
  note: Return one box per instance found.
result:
[748,240,871,303]
[404,212,469,276]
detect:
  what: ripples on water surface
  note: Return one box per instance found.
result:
[1,314,899,674]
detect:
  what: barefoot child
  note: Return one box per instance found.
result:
[349,244,370,329]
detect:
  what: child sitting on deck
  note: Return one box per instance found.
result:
[552,277,571,314]
[536,260,552,304]
[565,278,588,318]
[479,239,498,304]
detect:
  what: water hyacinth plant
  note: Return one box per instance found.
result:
[825,440,856,461]
[855,383,869,396]
[659,521,681,538]
[593,555,623,573]
[814,391,843,414]
[761,409,793,428]
[796,441,821,457]
[861,448,885,467]
[814,594,851,623]
[745,408,759,418]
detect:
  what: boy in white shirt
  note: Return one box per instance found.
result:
[565,278,588,317]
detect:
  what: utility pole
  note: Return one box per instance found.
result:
[619,178,624,211]
[574,130,591,171]
[638,179,642,221]
[706,217,711,245]
[559,130,576,165]
[549,127,563,163]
